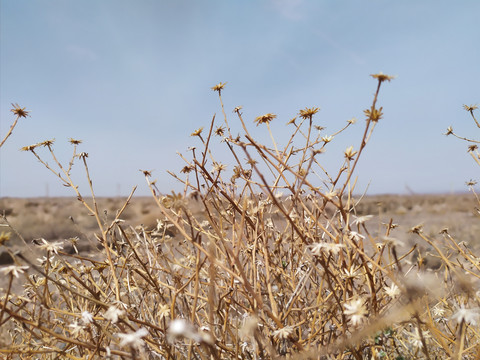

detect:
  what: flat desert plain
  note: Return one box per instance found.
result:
[1,193,479,264]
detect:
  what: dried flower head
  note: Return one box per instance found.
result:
[299,107,320,120]
[451,306,480,325]
[214,126,225,136]
[69,138,82,145]
[384,283,401,298]
[158,304,171,320]
[463,104,478,112]
[344,298,367,326]
[403,327,431,350]
[347,117,357,124]
[322,135,333,143]
[349,231,365,242]
[10,103,30,118]
[37,255,54,266]
[273,325,294,340]
[342,266,360,279]
[117,328,148,349]
[190,127,204,137]
[364,107,383,122]
[370,72,396,83]
[233,105,243,114]
[211,82,227,93]
[344,146,357,160]
[104,306,125,324]
[33,238,63,254]
[409,224,423,234]
[81,311,94,324]
[40,139,55,147]
[212,162,227,173]
[20,144,40,152]
[352,215,373,226]
[466,179,477,187]
[180,165,194,174]
[324,188,338,200]
[432,303,446,318]
[0,265,29,278]
[254,113,277,126]
[167,319,201,343]
[310,242,345,256]
[444,126,454,136]
[438,227,449,235]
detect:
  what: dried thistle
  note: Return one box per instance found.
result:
[10,103,30,118]
[298,107,320,120]
[211,82,227,94]
[20,144,39,152]
[463,104,478,112]
[254,113,277,125]
[0,265,29,278]
[370,72,396,83]
[364,107,383,122]
[344,145,357,160]
[344,298,367,326]
[69,138,82,145]
[190,127,204,137]
[214,126,225,136]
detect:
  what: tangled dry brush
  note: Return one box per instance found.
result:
[1,75,480,359]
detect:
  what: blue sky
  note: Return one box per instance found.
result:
[1,0,479,197]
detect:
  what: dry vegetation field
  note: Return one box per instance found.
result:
[1,76,480,359]
[2,193,479,267]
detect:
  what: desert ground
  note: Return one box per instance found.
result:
[2,192,479,265]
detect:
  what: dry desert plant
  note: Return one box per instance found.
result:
[0,76,479,359]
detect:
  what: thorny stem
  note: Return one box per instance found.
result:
[415,314,432,360]
[468,108,480,129]
[201,114,216,167]
[80,156,104,234]
[454,319,466,360]
[448,131,480,144]
[217,93,231,136]
[0,115,20,148]
[339,79,383,198]
[0,273,14,324]
[468,150,480,166]
[28,146,103,231]
[30,149,70,185]
[266,122,280,159]
[80,155,121,302]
